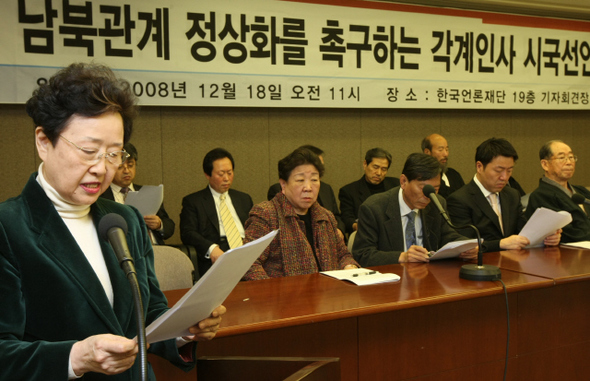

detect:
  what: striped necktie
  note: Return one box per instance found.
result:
[219,194,243,249]
[120,187,129,201]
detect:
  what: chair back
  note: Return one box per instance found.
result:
[347,231,357,252]
[152,245,195,291]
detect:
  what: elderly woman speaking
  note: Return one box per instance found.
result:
[242,148,359,281]
[0,63,225,380]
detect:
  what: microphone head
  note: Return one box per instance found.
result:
[98,213,129,240]
[572,193,586,204]
[422,184,437,197]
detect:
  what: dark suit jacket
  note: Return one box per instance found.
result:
[267,182,346,233]
[438,167,465,199]
[508,176,526,197]
[352,187,468,266]
[101,184,175,245]
[525,179,590,243]
[446,180,527,253]
[338,176,400,234]
[180,187,253,276]
[0,174,193,380]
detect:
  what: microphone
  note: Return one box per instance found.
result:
[423,185,453,226]
[571,193,590,206]
[422,185,501,281]
[98,213,136,276]
[98,213,148,381]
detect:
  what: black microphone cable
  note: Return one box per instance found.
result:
[422,185,508,377]
[497,279,510,381]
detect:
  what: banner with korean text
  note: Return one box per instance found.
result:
[1,0,589,109]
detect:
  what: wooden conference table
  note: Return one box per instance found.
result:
[152,246,590,381]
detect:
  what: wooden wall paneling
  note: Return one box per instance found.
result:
[267,107,362,191]
[128,107,164,188]
[359,109,441,177]
[0,105,36,202]
[511,110,574,193]
[440,109,512,188]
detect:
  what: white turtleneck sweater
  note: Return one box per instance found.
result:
[36,164,114,307]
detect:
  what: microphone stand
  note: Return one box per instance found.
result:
[100,214,148,381]
[454,223,502,281]
[119,259,148,381]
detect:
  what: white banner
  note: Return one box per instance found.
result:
[1,0,590,109]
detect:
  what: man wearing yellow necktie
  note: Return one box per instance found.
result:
[180,148,254,276]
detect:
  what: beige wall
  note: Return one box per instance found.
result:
[1,104,589,244]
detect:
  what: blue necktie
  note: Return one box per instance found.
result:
[405,211,416,250]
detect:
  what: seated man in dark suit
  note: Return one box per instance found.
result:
[353,153,477,266]
[421,133,465,198]
[526,140,589,243]
[447,138,560,252]
[180,148,254,276]
[100,143,175,245]
[268,145,345,238]
[338,148,400,235]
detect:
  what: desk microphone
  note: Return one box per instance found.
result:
[422,185,501,281]
[99,213,148,381]
[571,193,590,206]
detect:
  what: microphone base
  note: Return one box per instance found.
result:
[460,264,501,281]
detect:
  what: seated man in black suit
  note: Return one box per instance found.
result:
[447,138,560,252]
[100,143,175,245]
[421,133,465,198]
[267,145,345,239]
[526,140,589,243]
[338,148,400,235]
[353,153,477,266]
[180,148,254,276]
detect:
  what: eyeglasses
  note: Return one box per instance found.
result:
[59,135,130,166]
[548,155,578,164]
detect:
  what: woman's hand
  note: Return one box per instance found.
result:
[70,334,138,377]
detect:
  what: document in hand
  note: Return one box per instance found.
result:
[519,207,572,247]
[145,230,278,344]
[125,184,164,216]
[321,268,400,286]
[428,239,479,260]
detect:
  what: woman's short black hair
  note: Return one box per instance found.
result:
[278,148,325,181]
[25,62,137,144]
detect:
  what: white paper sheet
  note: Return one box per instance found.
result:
[560,241,590,249]
[519,207,572,247]
[321,268,400,286]
[428,239,479,260]
[125,185,164,216]
[145,230,278,344]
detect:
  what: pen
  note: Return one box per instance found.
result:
[352,271,377,277]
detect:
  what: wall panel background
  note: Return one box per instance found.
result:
[2,104,588,245]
